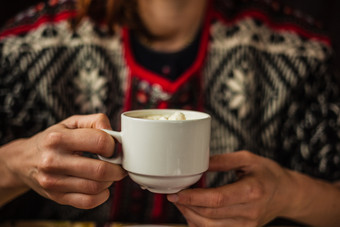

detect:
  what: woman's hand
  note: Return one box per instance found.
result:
[167,151,298,227]
[0,113,127,209]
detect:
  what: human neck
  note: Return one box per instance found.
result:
[136,0,207,52]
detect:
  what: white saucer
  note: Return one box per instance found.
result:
[128,172,203,194]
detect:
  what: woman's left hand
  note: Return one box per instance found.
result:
[167,151,297,227]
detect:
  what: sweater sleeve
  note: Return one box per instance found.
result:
[0,38,50,145]
[279,54,340,181]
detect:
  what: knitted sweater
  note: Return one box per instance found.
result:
[1,0,339,224]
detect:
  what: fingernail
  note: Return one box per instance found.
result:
[167,194,178,202]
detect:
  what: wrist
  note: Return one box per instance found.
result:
[279,169,340,226]
[279,169,311,220]
[0,139,29,189]
[0,139,30,206]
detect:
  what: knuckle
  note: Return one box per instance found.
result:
[240,150,255,161]
[210,191,225,207]
[248,181,264,201]
[93,113,112,131]
[40,152,56,171]
[94,161,109,180]
[95,113,109,124]
[44,131,63,148]
[96,133,111,153]
[243,179,264,201]
[183,194,194,205]
[37,174,55,189]
[87,182,105,194]
[95,113,109,123]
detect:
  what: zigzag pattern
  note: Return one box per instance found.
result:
[203,19,337,186]
[1,23,125,143]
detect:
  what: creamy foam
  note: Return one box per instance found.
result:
[144,112,186,120]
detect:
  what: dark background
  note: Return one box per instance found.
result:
[0,0,339,68]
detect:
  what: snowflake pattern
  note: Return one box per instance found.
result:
[224,68,254,119]
[73,68,108,113]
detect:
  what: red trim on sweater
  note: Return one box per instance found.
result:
[213,9,331,46]
[110,181,124,221]
[122,4,212,95]
[151,194,165,222]
[123,67,133,111]
[0,10,77,39]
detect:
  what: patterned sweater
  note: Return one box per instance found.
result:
[1,0,340,224]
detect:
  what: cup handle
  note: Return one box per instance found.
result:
[98,129,122,164]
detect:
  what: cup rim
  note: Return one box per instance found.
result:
[122,109,211,121]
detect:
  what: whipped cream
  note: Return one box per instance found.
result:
[145,112,186,120]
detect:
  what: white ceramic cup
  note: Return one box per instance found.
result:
[99,109,211,194]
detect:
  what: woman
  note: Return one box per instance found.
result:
[1,0,340,226]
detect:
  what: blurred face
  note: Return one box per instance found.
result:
[136,0,206,37]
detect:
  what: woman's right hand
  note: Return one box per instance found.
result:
[0,113,127,209]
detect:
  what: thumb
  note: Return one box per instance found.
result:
[208,150,257,172]
[61,113,112,130]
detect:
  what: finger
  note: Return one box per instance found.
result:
[39,154,127,182]
[183,202,252,219]
[176,204,211,227]
[48,189,110,209]
[36,172,113,195]
[61,113,112,130]
[177,204,253,227]
[208,151,258,172]
[175,204,226,227]
[42,127,116,158]
[167,178,261,207]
